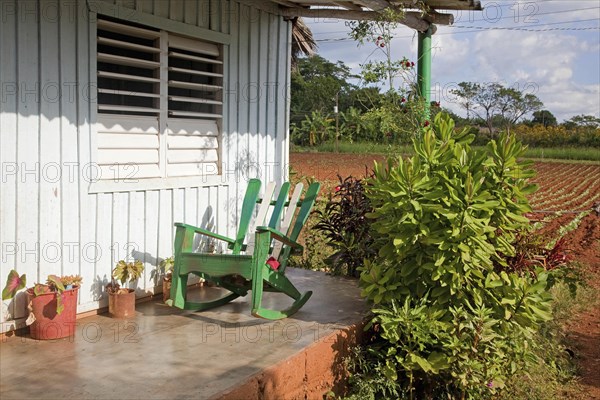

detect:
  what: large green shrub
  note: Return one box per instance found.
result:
[352,113,555,399]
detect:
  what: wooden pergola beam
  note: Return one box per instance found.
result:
[392,0,482,11]
[333,1,363,11]
[269,0,299,7]
[360,0,393,11]
[279,8,452,29]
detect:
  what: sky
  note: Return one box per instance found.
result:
[305,0,600,122]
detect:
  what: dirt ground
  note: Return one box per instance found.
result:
[291,152,600,399]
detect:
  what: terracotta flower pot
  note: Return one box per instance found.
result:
[27,286,79,340]
[108,289,136,318]
[162,276,172,303]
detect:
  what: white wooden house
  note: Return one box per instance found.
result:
[0,0,480,333]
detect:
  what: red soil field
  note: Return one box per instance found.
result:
[291,152,600,398]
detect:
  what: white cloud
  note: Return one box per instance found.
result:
[306,0,600,121]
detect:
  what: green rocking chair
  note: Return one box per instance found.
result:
[167,178,320,319]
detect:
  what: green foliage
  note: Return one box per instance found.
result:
[530,110,557,128]
[497,272,597,400]
[288,199,332,272]
[292,140,600,161]
[512,124,600,147]
[59,275,83,287]
[291,110,334,146]
[287,170,333,272]
[363,112,537,305]
[349,112,558,399]
[160,256,175,275]
[314,175,375,277]
[339,107,366,143]
[290,55,356,126]
[347,275,591,400]
[360,99,425,144]
[112,260,145,286]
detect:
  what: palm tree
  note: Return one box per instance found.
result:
[291,17,317,68]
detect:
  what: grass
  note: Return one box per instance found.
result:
[292,141,600,162]
[524,146,600,161]
[292,141,412,156]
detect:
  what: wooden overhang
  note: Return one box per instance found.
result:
[242,0,482,32]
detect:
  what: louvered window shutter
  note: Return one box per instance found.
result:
[166,35,222,177]
[96,17,221,181]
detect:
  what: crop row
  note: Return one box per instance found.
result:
[529,165,598,204]
[534,184,599,211]
[544,210,592,250]
[529,164,596,192]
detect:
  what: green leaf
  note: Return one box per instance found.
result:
[427,352,450,372]
[2,270,26,300]
[383,362,398,381]
[56,294,64,315]
[410,353,434,372]
[47,275,65,292]
[528,304,553,321]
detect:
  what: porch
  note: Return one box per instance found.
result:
[0,268,366,400]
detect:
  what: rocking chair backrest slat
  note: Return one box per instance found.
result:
[232,179,262,254]
[278,181,321,272]
[245,182,276,254]
[268,182,291,231]
[271,183,303,259]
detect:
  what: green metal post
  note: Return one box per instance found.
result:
[417,25,433,120]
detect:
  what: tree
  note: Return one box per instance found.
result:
[497,88,543,132]
[291,18,316,69]
[562,114,600,129]
[290,56,355,126]
[452,82,543,136]
[531,110,557,128]
[470,82,502,136]
[452,82,479,120]
[346,8,409,95]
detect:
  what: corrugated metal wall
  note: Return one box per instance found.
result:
[0,0,291,331]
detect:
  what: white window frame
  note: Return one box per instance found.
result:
[87,4,230,194]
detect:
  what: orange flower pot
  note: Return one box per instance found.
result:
[27,286,79,340]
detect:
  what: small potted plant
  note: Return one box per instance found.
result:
[160,256,174,302]
[158,256,207,302]
[105,260,144,318]
[2,270,82,340]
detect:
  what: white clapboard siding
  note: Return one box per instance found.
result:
[0,0,292,332]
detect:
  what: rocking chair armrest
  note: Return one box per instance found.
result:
[174,222,236,245]
[256,226,303,250]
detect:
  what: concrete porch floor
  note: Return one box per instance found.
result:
[0,268,367,400]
